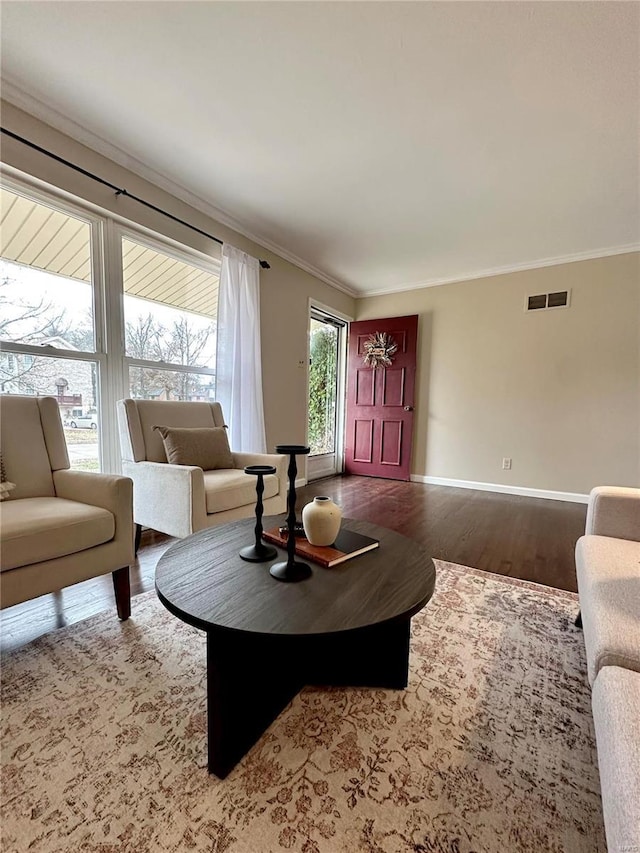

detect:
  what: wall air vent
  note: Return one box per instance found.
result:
[547,291,569,308]
[527,294,547,310]
[525,290,570,312]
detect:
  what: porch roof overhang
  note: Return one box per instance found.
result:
[0,188,219,319]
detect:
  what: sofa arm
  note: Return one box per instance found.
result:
[232,452,288,493]
[585,486,640,541]
[122,460,206,539]
[591,666,640,853]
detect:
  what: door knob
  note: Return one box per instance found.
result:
[403,406,413,411]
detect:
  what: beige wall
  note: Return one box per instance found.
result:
[357,253,640,495]
[3,102,638,497]
[0,102,356,459]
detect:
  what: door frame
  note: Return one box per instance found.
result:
[306,299,351,482]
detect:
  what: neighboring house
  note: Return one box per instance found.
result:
[0,335,95,421]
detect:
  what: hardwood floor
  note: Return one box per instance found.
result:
[0,476,586,653]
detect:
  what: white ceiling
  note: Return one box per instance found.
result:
[1,1,638,297]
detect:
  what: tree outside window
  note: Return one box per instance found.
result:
[308,321,338,455]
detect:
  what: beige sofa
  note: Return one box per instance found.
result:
[0,395,134,619]
[575,486,640,853]
[117,399,287,540]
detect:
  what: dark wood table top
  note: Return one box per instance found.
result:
[155,515,436,637]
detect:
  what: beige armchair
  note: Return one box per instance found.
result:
[0,395,134,619]
[117,399,287,540]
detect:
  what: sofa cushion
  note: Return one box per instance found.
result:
[203,469,279,515]
[575,534,640,685]
[153,426,234,470]
[0,497,115,571]
[591,666,640,853]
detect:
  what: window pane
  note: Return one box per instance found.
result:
[129,366,215,402]
[308,319,338,456]
[0,189,95,350]
[122,237,217,368]
[1,355,100,472]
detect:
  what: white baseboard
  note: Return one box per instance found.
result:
[410,475,589,504]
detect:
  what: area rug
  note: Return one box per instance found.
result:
[1,562,605,853]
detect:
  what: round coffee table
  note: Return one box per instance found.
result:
[155,515,436,778]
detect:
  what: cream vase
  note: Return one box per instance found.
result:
[302,496,342,546]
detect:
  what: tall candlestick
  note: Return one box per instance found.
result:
[269,445,311,582]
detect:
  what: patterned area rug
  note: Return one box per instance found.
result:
[1,563,605,853]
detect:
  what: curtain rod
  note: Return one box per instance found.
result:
[0,127,271,269]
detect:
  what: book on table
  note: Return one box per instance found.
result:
[262,526,379,568]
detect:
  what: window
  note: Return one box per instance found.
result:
[309,316,338,455]
[307,307,347,481]
[0,186,102,470]
[0,179,221,472]
[122,235,218,401]
[0,189,96,348]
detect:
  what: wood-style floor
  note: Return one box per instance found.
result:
[0,476,586,654]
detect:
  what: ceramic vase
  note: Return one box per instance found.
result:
[302,496,342,546]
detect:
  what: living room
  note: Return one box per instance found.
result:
[1,3,638,852]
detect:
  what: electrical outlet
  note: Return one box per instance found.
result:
[502,457,512,470]
[297,359,306,369]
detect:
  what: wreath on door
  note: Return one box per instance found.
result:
[362,332,397,368]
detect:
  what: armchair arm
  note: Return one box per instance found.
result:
[121,460,206,539]
[232,452,288,493]
[53,469,132,516]
[53,469,134,562]
[585,486,640,542]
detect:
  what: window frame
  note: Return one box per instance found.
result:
[0,172,221,473]
[0,174,108,469]
[306,300,350,481]
[117,224,219,403]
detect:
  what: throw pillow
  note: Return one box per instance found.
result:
[0,452,16,500]
[152,426,234,470]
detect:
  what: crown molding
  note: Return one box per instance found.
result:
[3,82,636,303]
[363,243,640,297]
[1,81,357,298]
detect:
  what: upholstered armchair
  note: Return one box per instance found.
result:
[0,395,134,619]
[117,399,287,540]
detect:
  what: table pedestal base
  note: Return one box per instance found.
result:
[206,618,411,778]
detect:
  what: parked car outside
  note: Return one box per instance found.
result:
[67,414,98,429]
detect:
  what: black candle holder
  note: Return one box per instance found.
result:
[239,465,278,562]
[270,445,311,582]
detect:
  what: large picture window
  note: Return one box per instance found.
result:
[0,179,221,472]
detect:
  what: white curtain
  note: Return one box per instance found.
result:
[216,244,267,452]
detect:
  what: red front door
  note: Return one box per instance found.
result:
[344,315,418,481]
